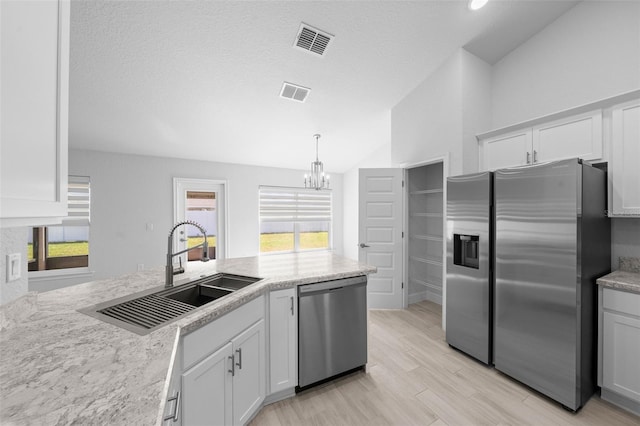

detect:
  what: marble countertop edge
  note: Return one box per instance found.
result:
[596,269,640,294]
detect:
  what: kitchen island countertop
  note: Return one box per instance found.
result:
[0,252,375,425]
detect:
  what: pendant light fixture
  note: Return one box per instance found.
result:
[304,134,330,190]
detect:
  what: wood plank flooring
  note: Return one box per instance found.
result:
[250,301,640,426]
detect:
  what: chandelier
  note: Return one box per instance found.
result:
[304,134,330,190]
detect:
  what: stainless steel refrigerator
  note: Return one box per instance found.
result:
[446,158,610,411]
[493,158,610,411]
[446,171,493,365]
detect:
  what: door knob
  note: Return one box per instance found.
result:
[359,243,370,248]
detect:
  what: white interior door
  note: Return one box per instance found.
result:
[359,168,404,309]
[174,178,227,267]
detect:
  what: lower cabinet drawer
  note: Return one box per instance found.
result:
[603,288,640,317]
[183,296,264,369]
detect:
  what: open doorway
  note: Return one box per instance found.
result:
[185,191,217,260]
[174,178,226,266]
[406,160,445,306]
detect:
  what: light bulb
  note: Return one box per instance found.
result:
[468,0,488,11]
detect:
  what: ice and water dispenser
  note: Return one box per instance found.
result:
[453,234,479,269]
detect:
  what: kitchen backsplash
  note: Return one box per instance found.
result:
[619,257,640,274]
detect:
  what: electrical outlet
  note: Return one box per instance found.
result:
[137,263,144,271]
[6,253,21,282]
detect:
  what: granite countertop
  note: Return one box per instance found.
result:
[597,270,640,294]
[0,252,376,425]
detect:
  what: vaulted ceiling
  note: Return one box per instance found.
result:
[69,0,578,173]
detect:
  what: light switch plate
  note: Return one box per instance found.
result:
[6,253,21,282]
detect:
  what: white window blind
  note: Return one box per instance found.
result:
[63,175,90,225]
[259,186,331,222]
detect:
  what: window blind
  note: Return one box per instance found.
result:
[63,175,90,225]
[259,186,331,222]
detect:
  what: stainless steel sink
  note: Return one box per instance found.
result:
[79,273,261,335]
[163,284,233,307]
[206,274,260,291]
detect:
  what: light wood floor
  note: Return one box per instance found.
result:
[250,300,640,426]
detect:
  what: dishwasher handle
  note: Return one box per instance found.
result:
[298,276,367,295]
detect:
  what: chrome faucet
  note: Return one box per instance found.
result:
[166,220,210,288]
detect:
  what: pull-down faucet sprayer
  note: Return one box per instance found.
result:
[166,221,210,288]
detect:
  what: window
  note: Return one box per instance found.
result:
[28,176,90,271]
[259,186,331,253]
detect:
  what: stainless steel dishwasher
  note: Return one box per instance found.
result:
[297,275,367,390]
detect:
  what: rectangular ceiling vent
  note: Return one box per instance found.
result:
[294,23,333,56]
[280,82,311,103]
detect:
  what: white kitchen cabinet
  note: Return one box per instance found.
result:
[178,296,265,425]
[182,342,233,426]
[610,100,640,217]
[532,110,602,164]
[232,320,266,425]
[182,320,265,426]
[479,110,603,171]
[0,0,70,227]
[482,129,532,171]
[269,288,297,394]
[599,287,640,416]
[162,345,183,426]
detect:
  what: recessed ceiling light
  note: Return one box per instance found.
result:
[468,0,488,11]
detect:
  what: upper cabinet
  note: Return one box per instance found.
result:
[479,110,603,171]
[0,0,70,227]
[477,90,640,218]
[532,111,602,164]
[610,100,640,217]
[482,129,532,170]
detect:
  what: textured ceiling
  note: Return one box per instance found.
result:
[69,0,578,173]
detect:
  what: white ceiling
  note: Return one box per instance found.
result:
[69,0,578,174]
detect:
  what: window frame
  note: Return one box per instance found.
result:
[258,186,332,255]
[28,175,91,274]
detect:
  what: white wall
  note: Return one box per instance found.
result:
[0,227,29,305]
[342,141,393,261]
[391,48,492,176]
[31,149,343,291]
[492,0,640,129]
[461,50,492,174]
[391,50,463,175]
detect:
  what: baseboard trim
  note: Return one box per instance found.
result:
[408,291,428,305]
[601,388,640,416]
[263,387,296,406]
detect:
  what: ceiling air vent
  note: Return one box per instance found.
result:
[280,82,311,103]
[294,23,333,56]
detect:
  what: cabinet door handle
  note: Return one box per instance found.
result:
[533,150,538,163]
[526,152,531,164]
[235,348,242,370]
[163,391,181,422]
[228,354,235,376]
[290,296,294,316]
